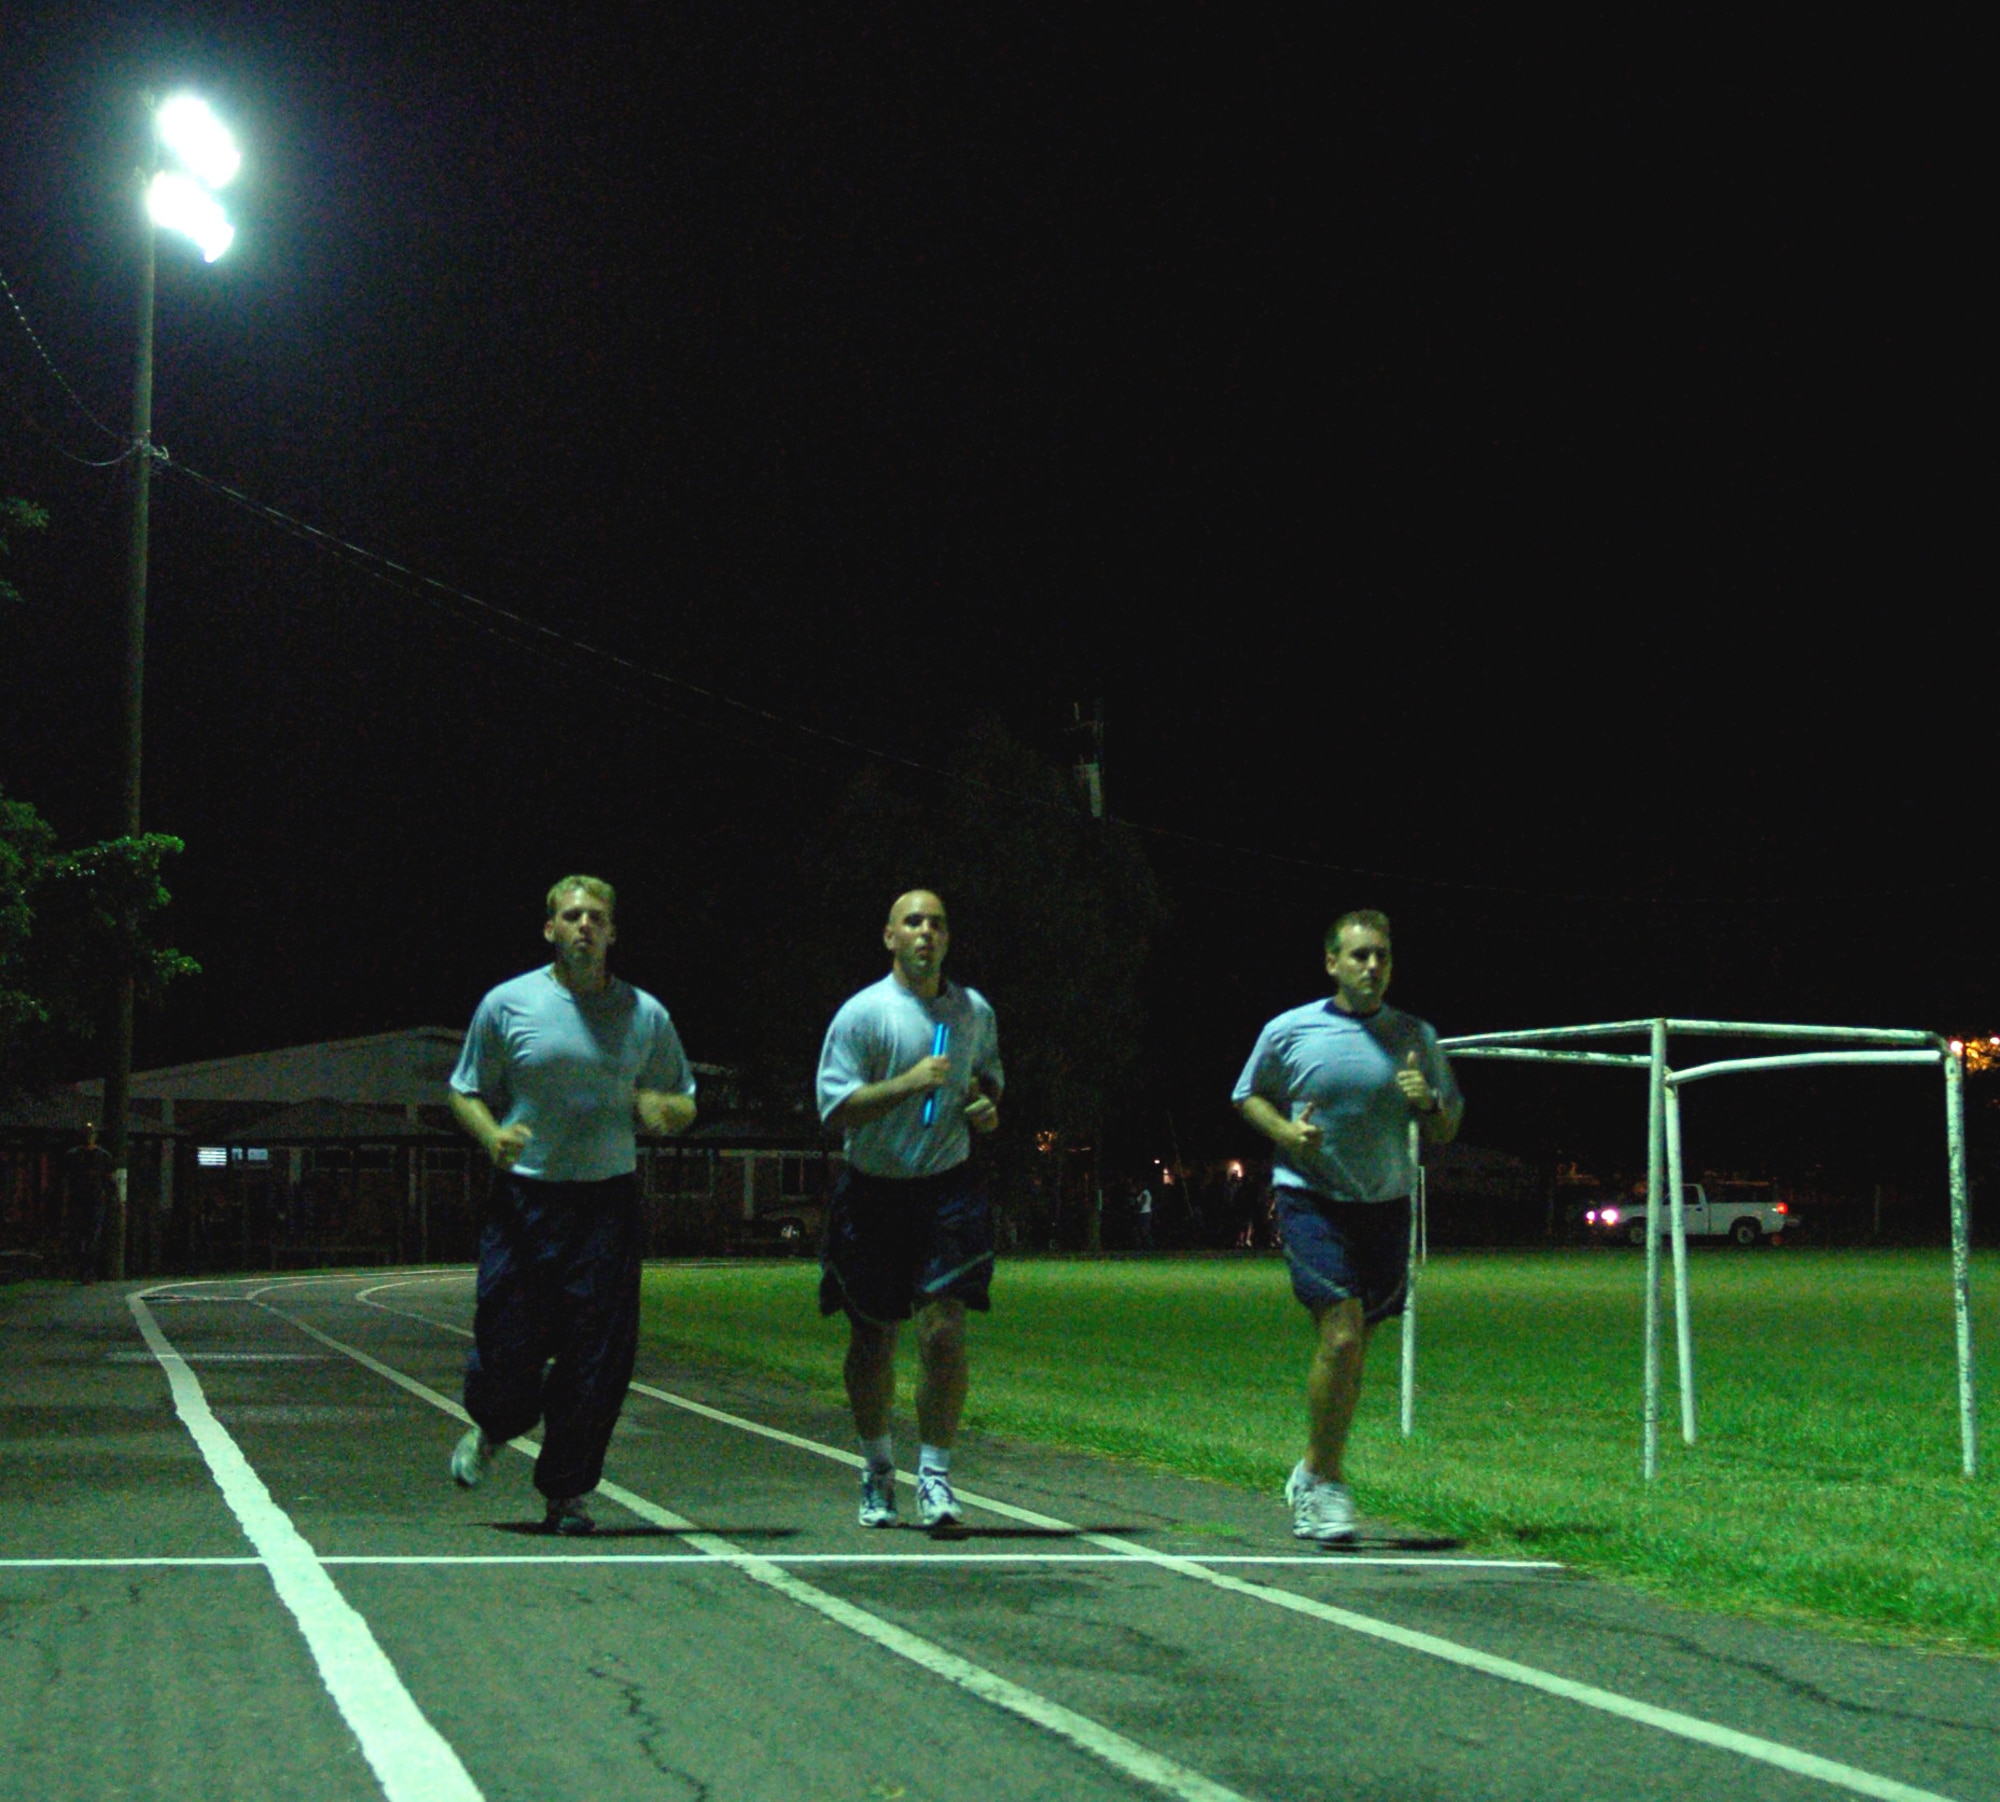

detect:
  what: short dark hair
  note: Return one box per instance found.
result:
[1325,909,1392,954]
[547,875,616,919]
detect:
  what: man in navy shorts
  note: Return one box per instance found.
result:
[1233,909,1462,1542]
[817,889,1003,1530]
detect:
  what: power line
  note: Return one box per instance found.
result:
[161,452,1046,803]
[0,369,142,469]
[0,258,129,451]
[153,452,1946,913]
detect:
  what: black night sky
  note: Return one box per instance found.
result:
[2,7,1988,1182]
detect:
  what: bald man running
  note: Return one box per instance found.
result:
[816,889,1004,1531]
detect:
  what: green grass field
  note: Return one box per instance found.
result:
[640,1248,2000,1655]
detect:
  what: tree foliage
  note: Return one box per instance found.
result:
[0,786,198,1094]
[0,791,56,1046]
[0,496,48,607]
[750,716,1162,1165]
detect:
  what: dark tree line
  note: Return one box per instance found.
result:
[742,716,1163,1240]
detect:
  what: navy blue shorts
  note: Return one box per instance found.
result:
[1274,1188,1411,1324]
[819,1164,994,1326]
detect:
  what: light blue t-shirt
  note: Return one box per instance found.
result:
[817,974,1003,1179]
[1232,1000,1461,1203]
[450,967,695,1183]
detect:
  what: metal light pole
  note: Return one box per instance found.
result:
[103,93,238,1279]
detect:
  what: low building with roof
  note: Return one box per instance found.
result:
[0,1029,834,1274]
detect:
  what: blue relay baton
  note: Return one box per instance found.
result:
[921,1021,950,1125]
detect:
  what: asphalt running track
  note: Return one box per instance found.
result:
[3,1272,1996,1802]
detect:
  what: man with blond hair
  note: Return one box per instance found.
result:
[1233,909,1462,1543]
[817,889,1003,1530]
[447,876,696,1534]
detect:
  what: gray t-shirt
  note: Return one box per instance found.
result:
[1232,1000,1461,1202]
[817,974,1003,1179]
[450,967,694,1183]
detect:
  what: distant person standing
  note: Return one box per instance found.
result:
[1233,910,1461,1543]
[1133,1179,1155,1252]
[817,889,1003,1530]
[447,876,697,1534]
[62,1121,114,1283]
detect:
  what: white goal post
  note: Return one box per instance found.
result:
[1397,1019,1974,1479]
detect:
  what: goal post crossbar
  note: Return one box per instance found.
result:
[1401,1019,1974,1481]
[1444,1019,1940,1052]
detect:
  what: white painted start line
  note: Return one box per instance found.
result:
[104,1350,328,1362]
[147,1273,1972,1802]
[4,1551,1543,1569]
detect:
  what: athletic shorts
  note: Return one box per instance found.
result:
[1274,1188,1411,1324]
[818,1163,994,1326]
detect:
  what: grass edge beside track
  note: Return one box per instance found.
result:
[638,1250,2000,1661]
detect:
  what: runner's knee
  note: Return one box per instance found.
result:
[1313,1297,1365,1355]
[848,1317,897,1362]
[915,1302,966,1362]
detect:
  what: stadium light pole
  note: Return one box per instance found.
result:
[104,92,239,1279]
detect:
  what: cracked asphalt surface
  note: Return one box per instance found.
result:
[3,1272,1995,1802]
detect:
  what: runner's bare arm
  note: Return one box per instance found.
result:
[1395,1052,1460,1144]
[964,1078,1000,1134]
[1237,1095,1321,1155]
[636,1090,697,1135]
[450,1091,533,1168]
[829,1055,953,1130]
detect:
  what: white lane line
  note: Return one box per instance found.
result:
[245,1270,452,1304]
[0,1551,1551,1570]
[260,1299,1252,1802]
[618,1379,1964,1802]
[289,1279,1971,1802]
[125,1294,485,1802]
[353,1272,471,1300]
[1,1557,266,1568]
[590,1476,1255,1802]
[351,1279,473,1330]
[105,1350,328,1363]
[350,1288,1551,1574]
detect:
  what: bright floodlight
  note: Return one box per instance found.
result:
[147,171,235,262]
[156,94,241,189]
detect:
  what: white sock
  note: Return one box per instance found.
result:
[918,1444,950,1476]
[860,1434,895,1473]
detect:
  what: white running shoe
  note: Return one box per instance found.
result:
[1285,1460,1356,1544]
[451,1425,496,1489]
[917,1470,965,1530]
[858,1466,899,1527]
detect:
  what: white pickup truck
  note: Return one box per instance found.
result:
[1584,1183,1798,1247]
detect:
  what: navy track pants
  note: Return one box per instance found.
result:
[463,1172,641,1502]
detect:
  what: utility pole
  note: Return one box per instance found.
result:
[1069,701,1107,1250]
[102,91,239,1280]
[104,114,160,1282]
